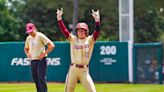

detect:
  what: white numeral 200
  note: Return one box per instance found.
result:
[100,46,117,55]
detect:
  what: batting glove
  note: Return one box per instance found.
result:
[56,8,63,21]
[92,9,100,22]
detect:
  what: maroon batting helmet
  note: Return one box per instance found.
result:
[76,22,89,35]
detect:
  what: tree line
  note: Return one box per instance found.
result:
[0,0,164,43]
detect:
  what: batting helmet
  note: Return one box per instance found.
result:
[76,22,89,31]
[76,22,89,36]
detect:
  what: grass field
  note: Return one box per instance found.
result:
[0,83,163,92]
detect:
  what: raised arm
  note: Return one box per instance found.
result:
[56,8,70,38]
[92,9,101,41]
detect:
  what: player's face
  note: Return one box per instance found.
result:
[77,28,86,39]
[28,30,37,37]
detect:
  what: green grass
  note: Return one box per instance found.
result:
[0,83,163,92]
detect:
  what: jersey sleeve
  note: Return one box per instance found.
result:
[25,37,29,49]
[58,20,70,38]
[93,22,100,41]
[88,35,95,44]
[39,33,51,45]
[67,33,76,43]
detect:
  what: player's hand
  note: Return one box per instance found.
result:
[91,9,100,22]
[27,53,32,59]
[38,53,46,60]
[56,8,63,21]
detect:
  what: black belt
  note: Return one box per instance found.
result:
[71,63,88,68]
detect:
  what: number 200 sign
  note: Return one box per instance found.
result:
[100,46,117,55]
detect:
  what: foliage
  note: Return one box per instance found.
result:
[0,0,22,41]
[134,0,164,43]
[0,0,164,42]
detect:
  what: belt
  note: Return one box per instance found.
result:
[31,57,46,61]
[71,63,88,68]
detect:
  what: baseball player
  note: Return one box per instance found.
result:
[24,23,55,92]
[56,8,100,92]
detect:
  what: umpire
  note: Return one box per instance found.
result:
[24,23,55,92]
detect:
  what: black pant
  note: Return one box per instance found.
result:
[31,58,47,92]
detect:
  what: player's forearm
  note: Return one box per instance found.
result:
[24,48,29,56]
[58,20,70,38]
[45,42,55,55]
[93,22,101,40]
[95,22,100,32]
[24,48,32,59]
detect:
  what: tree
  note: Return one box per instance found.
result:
[0,0,22,41]
[1,0,164,42]
[134,0,164,42]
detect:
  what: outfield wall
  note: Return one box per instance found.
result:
[0,42,129,82]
